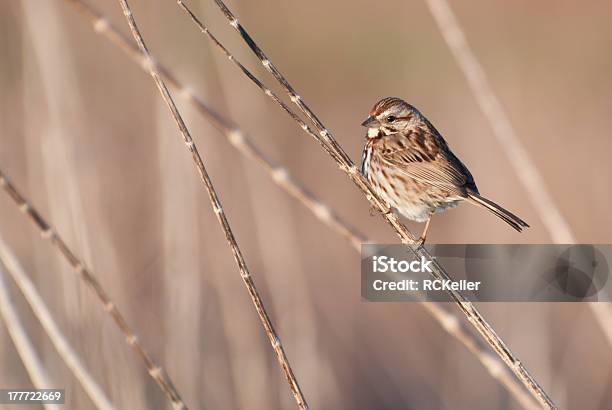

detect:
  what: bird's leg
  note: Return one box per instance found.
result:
[417,213,434,245]
[369,203,392,217]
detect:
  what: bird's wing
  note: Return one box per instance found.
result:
[379,131,469,196]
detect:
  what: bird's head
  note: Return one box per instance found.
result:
[361,97,419,138]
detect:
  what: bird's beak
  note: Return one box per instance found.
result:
[361,116,378,128]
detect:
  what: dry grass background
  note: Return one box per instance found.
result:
[1,1,612,409]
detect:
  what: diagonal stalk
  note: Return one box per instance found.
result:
[113,0,308,408]
[59,0,537,406]
[0,238,115,410]
[0,262,61,410]
[423,0,612,349]
[182,1,557,407]
[0,169,186,409]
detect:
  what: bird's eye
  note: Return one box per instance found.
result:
[386,115,396,123]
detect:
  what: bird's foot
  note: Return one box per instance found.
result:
[369,204,393,217]
[416,235,426,247]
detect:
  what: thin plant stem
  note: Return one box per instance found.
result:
[65,0,364,250]
[424,0,572,244]
[423,0,612,350]
[57,1,537,407]
[183,1,557,408]
[0,263,61,410]
[0,170,186,409]
[0,237,115,410]
[177,1,348,169]
[113,0,308,408]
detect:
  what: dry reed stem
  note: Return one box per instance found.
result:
[66,0,364,251]
[424,0,572,244]
[422,302,539,409]
[61,0,546,406]
[0,263,61,410]
[186,1,557,408]
[0,170,186,409]
[113,0,308,408]
[0,237,115,410]
[423,0,612,350]
[55,1,537,407]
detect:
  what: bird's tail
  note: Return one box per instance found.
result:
[467,191,529,232]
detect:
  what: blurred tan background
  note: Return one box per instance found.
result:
[1,0,612,409]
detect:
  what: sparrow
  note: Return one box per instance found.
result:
[360,97,529,243]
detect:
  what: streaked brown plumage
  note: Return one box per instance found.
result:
[360,97,528,243]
